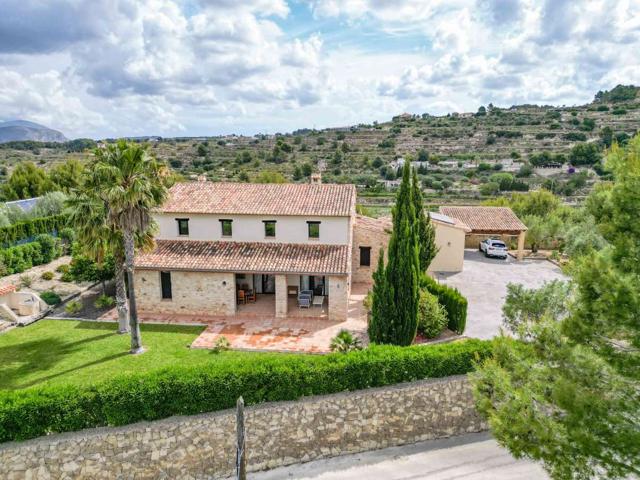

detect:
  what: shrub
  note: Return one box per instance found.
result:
[41,271,54,280]
[19,274,34,288]
[0,339,492,442]
[60,272,74,283]
[40,291,62,305]
[421,275,468,334]
[0,214,67,248]
[213,336,231,353]
[330,330,362,353]
[34,234,60,264]
[417,290,448,338]
[94,294,116,309]
[64,300,82,315]
[56,264,70,274]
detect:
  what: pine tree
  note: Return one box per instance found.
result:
[412,168,438,271]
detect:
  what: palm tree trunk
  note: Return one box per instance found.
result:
[123,228,143,354]
[115,252,129,334]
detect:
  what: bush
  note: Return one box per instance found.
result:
[421,275,468,334]
[41,271,54,280]
[64,300,82,315]
[213,336,231,353]
[0,339,491,442]
[40,291,61,305]
[94,294,116,309]
[330,330,362,353]
[34,234,60,264]
[19,274,34,288]
[417,290,448,338]
[0,214,67,248]
[56,264,70,274]
[60,272,74,283]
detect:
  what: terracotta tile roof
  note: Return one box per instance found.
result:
[0,284,17,295]
[159,182,356,217]
[135,240,350,275]
[439,206,527,233]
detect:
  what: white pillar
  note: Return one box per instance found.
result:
[517,231,526,261]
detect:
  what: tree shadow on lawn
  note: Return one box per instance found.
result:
[0,330,122,390]
[72,321,205,335]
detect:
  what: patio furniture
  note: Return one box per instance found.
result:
[299,290,314,301]
[246,290,256,303]
[313,285,324,296]
[237,290,246,305]
[287,285,299,297]
[298,296,311,308]
[312,295,325,307]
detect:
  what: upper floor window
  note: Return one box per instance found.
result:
[263,220,276,238]
[307,221,320,239]
[359,246,371,266]
[220,219,233,237]
[176,218,189,236]
[160,271,172,299]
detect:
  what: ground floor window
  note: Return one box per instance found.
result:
[160,271,172,299]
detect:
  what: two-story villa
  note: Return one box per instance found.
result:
[134,180,357,321]
[133,179,470,322]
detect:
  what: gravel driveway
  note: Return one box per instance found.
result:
[435,250,566,339]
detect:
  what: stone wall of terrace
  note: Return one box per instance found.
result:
[0,376,486,480]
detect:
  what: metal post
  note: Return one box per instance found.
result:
[236,396,247,480]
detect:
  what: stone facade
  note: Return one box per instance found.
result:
[134,270,236,316]
[327,274,349,321]
[275,274,287,317]
[0,376,485,480]
[351,215,391,284]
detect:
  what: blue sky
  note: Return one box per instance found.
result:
[0,0,638,139]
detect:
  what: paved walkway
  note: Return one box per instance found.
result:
[435,250,566,339]
[240,432,549,480]
[99,284,370,353]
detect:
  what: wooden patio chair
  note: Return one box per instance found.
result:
[237,290,246,305]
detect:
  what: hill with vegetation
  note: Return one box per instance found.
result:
[0,85,638,209]
[0,120,67,144]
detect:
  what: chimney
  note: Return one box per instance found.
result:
[310,173,322,184]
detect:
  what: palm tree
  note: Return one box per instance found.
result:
[85,141,171,353]
[67,190,129,333]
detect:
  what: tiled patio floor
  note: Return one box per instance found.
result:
[99,283,371,353]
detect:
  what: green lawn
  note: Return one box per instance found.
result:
[0,319,281,390]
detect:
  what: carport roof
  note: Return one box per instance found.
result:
[439,206,527,234]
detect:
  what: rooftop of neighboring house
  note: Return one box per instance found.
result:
[158,181,357,217]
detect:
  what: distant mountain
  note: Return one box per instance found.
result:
[0,120,67,143]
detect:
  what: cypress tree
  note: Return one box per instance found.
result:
[385,161,420,345]
[368,248,394,343]
[412,168,438,271]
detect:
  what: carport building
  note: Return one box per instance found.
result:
[439,206,528,261]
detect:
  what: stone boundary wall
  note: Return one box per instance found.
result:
[0,375,486,479]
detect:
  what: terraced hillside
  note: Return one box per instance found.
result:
[1,85,639,209]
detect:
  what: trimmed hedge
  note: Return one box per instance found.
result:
[0,214,68,247]
[421,275,468,335]
[0,234,63,275]
[0,339,491,442]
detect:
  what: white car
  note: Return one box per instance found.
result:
[479,238,509,259]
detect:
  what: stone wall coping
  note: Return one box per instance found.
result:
[0,374,469,450]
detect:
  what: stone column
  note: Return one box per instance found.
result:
[275,275,288,318]
[328,275,349,321]
[517,231,526,261]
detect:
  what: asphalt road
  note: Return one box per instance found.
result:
[244,433,549,480]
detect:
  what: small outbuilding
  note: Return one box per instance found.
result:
[439,206,528,260]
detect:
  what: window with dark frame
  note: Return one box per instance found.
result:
[176,218,189,236]
[359,246,371,266]
[307,221,320,239]
[263,220,276,237]
[220,219,233,237]
[160,271,172,299]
